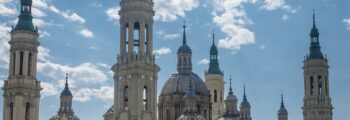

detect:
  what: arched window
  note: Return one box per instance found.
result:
[214,90,217,103]
[183,57,187,66]
[133,22,140,52]
[10,103,14,120]
[144,24,148,53]
[166,109,170,120]
[325,77,328,95]
[28,53,32,76]
[12,53,16,75]
[124,86,128,110]
[318,76,322,95]
[125,23,129,53]
[19,51,24,75]
[310,76,314,95]
[143,86,148,110]
[25,103,30,120]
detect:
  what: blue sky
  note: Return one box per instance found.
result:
[0,0,349,120]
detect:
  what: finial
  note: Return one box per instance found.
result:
[243,83,246,97]
[312,10,316,27]
[212,29,215,44]
[229,76,233,93]
[281,93,284,104]
[65,73,69,87]
[182,20,187,44]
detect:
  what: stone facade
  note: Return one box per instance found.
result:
[106,0,160,119]
[302,13,333,120]
[2,0,42,120]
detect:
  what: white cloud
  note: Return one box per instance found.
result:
[282,14,289,21]
[154,0,199,21]
[74,86,114,102]
[0,0,16,16]
[259,44,266,50]
[198,58,209,65]
[32,0,85,24]
[106,6,120,22]
[0,24,11,68]
[154,47,171,55]
[61,11,86,24]
[261,0,299,13]
[38,46,50,62]
[79,29,94,38]
[37,62,108,84]
[212,0,256,51]
[343,18,350,30]
[0,80,3,88]
[157,30,180,40]
[41,82,59,97]
[32,7,46,17]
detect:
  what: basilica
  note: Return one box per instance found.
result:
[1,0,334,120]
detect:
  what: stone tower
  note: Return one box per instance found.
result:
[111,0,159,119]
[278,94,288,120]
[2,0,42,120]
[218,77,240,120]
[239,85,252,120]
[302,12,333,120]
[50,74,80,120]
[205,30,224,120]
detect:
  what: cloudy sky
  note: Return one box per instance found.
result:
[0,0,350,120]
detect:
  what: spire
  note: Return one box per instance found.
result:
[229,76,233,95]
[308,11,324,59]
[65,73,69,88]
[60,73,72,96]
[207,29,222,75]
[278,94,288,113]
[241,84,250,107]
[212,29,215,44]
[182,20,187,45]
[14,0,36,32]
[280,94,285,108]
[313,10,316,28]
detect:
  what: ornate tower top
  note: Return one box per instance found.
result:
[177,22,193,74]
[207,29,223,75]
[278,94,288,113]
[60,73,72,97]
[14,0,36,32]
[241,84,250,107]
[308,11,324,59]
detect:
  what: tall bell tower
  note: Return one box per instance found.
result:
[205,30,224,120]
[111,0,159,119]
[2,0,42,120]
[302,12,333,120]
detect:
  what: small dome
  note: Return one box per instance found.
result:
[279,107,288,113]
[178,44,192,54]
[161,73,210,96]
[226,94,237,101]
[60,87,72,96]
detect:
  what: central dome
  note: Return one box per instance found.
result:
[160,72,210,96]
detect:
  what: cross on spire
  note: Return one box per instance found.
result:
[65,73,69,87]
[229,76,233,95]
[212,29,215,44]
[182,20,187,45]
